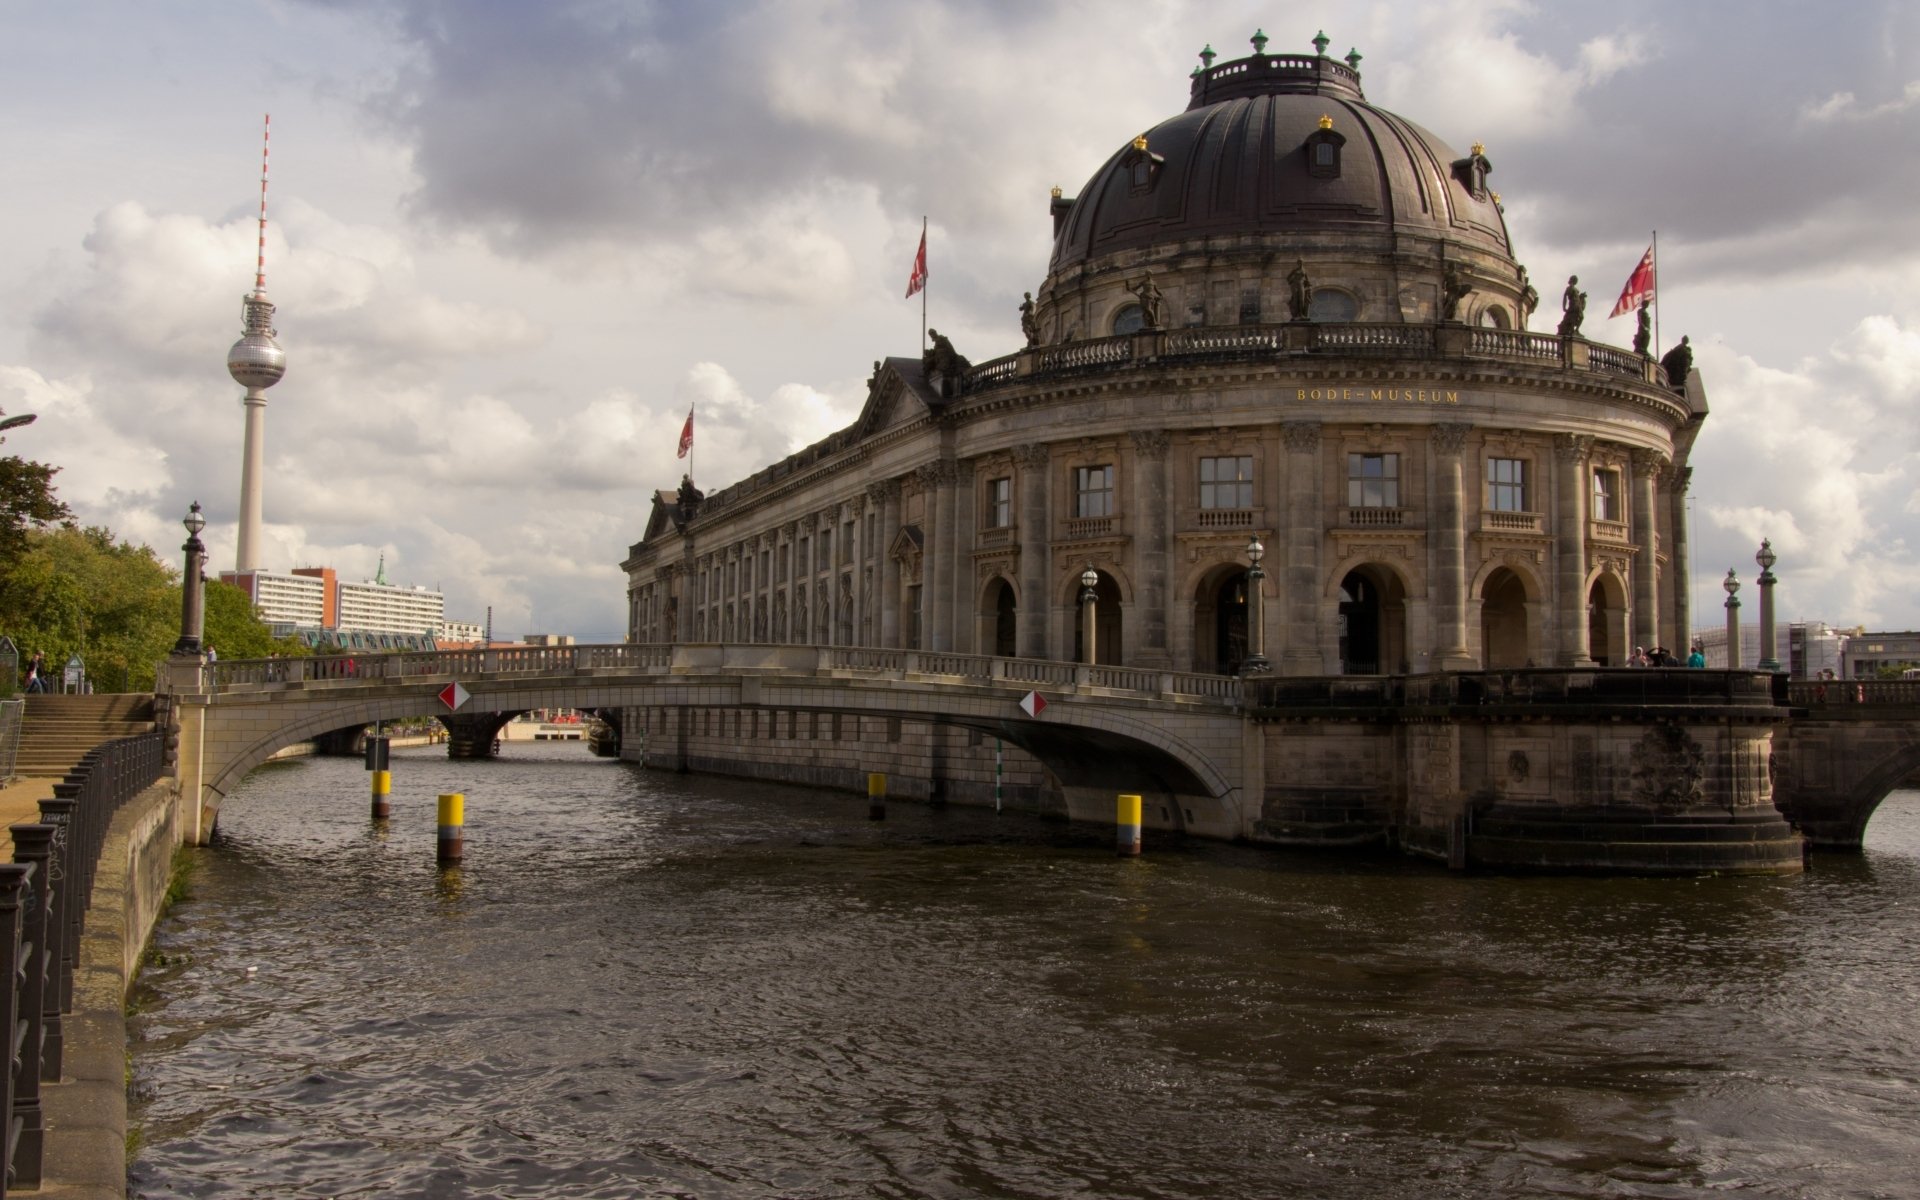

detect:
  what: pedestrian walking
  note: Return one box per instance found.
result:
[24,650,45,693]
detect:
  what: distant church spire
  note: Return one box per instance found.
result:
[228,113,287,572]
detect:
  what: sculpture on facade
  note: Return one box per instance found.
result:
[1660,336,1693,390]
[1127,273,1165,328]
[1633,300,1652,357]
[923,328,971,381]
[1556,275,1587,337]
[1287,259,1313,320]
[1516,265,1539,330]
[1441,263,1473,322]
[1019,292,1040,347]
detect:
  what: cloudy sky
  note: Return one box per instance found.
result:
[3,0,1917,641]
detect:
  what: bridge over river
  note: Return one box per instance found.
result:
[153,645,1920,872]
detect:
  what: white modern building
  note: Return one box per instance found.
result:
[337,577,445,636]
[220,569,327,628]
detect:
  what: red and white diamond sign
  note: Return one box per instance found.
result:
[1019,690,1047,717]
[439,681,471,711]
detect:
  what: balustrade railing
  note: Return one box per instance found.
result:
[1310,323,1436,353]
[1033,336,1132,372]
[1587,344,1647,378]
[0,730,163,1195]
[1788,679,1920,707]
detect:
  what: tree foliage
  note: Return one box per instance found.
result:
[0,525,176,692]
[0,455,73,568]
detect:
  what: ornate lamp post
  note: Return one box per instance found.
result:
[1080,564,1100,666]
[1242,535,1270,675]
[1755,539,1780,672]
[174,502,207,655]
[1722,568,1741,670]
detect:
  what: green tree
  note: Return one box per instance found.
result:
[0,454,73,572]
[0,526,177,692]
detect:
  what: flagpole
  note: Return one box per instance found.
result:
[920,215,928,355]
[1651,230,1661,358]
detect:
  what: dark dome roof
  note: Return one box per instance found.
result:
[1049,50,1512,271]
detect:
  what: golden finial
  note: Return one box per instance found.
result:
[1132,134,1149,152]
[1490,191,1502,206]
[1318,114,1334,131]
[1471,140,1486,157]
[1051,185,1062,198]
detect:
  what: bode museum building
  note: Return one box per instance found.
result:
[615,33,1789,870]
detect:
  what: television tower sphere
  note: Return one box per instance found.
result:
[227,293,286,390]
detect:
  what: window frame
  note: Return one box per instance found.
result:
[985,476,1013,528]
[1199,455,1254,510]
[1592,467,1621,522]
[1074,464,1115,519]
[1487,457,1527,512]
[1347,452,1400,508]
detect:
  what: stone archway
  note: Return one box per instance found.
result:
[1190,563,1250,675]
[1587,573,1629,666]
[1480,567,1531,668]
[1339,565,1407,675]
[980,576,1018,657]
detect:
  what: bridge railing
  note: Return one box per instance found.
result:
[1250,668,1785,711]
[0,729,164,1194]
[1787,679,1920,708]
[206,644,1246,707]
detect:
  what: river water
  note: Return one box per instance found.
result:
[128,742,1920,1199]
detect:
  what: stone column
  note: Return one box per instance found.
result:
[916,462,957,651]
[1669,464,1693,650]
[1431,423,1474,670]
[1015,444,1051,658]
[1631,449,1663,653]
[1129,429,1172,666]
[1281,422,1324,675]
[870,483,902,647]
[1553,434,1594,665]
[953,459,977,652]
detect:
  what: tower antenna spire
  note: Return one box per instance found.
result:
[255,113,270,296]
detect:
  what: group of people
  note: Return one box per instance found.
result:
[1630,644,1707,668]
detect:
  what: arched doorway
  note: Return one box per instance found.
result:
[1587,574,1628,666]
[1338,566,1407,674]
[1480,568,1530,668]
[1071,570,1124,665]
[1191,566,1249,675]
[981,577,1018,657]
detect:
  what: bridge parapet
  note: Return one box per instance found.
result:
[1787,679,1920,712]
[1250,668,1783,714]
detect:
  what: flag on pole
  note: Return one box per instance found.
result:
[1609,243,1657,318]
[904,228,928,298]
[676,407,694,459]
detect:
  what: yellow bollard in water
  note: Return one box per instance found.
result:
[868,772,887,821]
[1116,793,1142,856]
[370,769,391,821]
[437,792,465,865]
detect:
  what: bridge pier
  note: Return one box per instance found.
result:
[441,713,515,759]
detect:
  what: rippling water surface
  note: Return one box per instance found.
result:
[129,743,1920,1198]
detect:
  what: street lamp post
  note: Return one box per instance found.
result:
[1242,535,1270,674]
[1722,568,1741,670]
[174,503,207,655]
[1755,539,1780,672]
[1079,564,1100,666]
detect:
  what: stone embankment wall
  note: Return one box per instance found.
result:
[45,779,184,1198]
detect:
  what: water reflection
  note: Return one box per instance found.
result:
[130,746,1920,1199]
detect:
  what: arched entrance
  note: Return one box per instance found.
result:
[1587,574,1628,666]
[1480,568,1530,668]
[1191,565,1250,674]
[1071,570,1124,665]
[981,577,1018,657]
[1338,566,1406,674]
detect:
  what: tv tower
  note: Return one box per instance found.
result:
[227,113,286,572]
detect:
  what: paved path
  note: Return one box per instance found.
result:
[0,777,57,855]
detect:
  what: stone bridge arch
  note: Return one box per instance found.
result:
[1775,716,1920,848]
[173,654,1247,845]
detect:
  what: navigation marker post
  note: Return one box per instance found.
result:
[1018,691,1047,718]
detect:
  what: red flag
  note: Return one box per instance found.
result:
[676,407,693,459]
[904,228,927,298]
[1609,243,1656,318]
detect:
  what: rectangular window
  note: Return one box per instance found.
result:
[1593,468,1620,521]
[986,477,1012,528]
[1075,464,1115,518]
[797,538,809,575]
[1347,453,1399,508]
[818,531,832,571]
[908,585,923,648]
[1200,456,1254,509]
[841,520,854,565]
[1488,457,1527,512]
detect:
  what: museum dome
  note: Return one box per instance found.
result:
[1048,33,1513,273]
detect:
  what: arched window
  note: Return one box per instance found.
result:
[1478,305,1511,329]
[1308,288,1359,322]
[1112,303,1146,335]
[1305,123,1347,180]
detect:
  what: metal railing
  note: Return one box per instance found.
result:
[0,730,164,1195]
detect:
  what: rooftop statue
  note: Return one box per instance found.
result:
[1441,264,1473,322]
[1661,336,1693,390]
[1287,260,1313,321]
[1633,300,1652,357]
[1556,275,1587,337]
[1020,292,1040,348]
[1127,274,1165,329]
[923,328,971,381]
[1517,265,1539,330]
